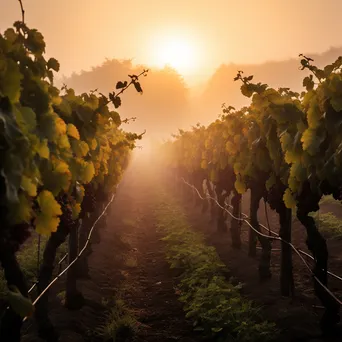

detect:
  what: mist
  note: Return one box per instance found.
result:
[60,46,342,142]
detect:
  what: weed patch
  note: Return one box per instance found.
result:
[310,212,342,239]
[95,297,138,342]
[154,193,277,342]
[0,232,67,299]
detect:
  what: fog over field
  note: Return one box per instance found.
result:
[57,46,342,142]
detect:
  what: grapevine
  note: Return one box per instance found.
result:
[162,55,342,334]
[0,15,147,341]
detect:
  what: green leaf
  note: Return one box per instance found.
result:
[211,327,223,333]
[1,153,24,203]
[4,28,18,43]
[26,29,45,54]
[112,96,122,108]
[0,59,23,102]
[35,138,50,159]
[7,286,35,318]
[240,84,254,97]
[324,64,334,77]
[133,81,143,93]
[47,58,60,72]
[315,69,325,80]
[116,81,127,89]
[21,175,37,197]
[303,75,314,91]
[330,96,342,112]
[110,111,121,126]
[15,106,37,132]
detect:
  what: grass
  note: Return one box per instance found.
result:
[319,195,342,207]
[0,231,67,299]
[92,218,140,342]
[309,211,342,239]
[57,290,66,305]
[95,296,139,342]
[154,191,278,342]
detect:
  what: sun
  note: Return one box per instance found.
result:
[156,39,195,72]
[151,33,200,75]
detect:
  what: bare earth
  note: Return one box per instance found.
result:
[22,163,342,342]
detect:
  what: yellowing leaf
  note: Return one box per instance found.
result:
[35,215,60,235]
[90,139,98,150]
[307,98,321,129]
[209,169,217,182]
[21,175,37,197]
[279,132,292,151]
[35,139,50,159]
[283,188,297,209]
[37,190,62,217]
[35,191,62,235]
[200,159,208,169]
[284,150,297,164]
[71,140,89,158]
[235,176,246,194]
[57,134,71,149]
[54,159,69,174]
[67,124,80,140]
[55,117,67,135]
[81,162,95,184]
[72,203,81,220]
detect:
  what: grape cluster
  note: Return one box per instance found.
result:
[80,184,96,217]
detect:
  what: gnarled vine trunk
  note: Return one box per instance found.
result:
[205,179,217,222]
[193,171,208,213]
[65,220,84,310]
[35,221,70,342]
[216,185,227,232]
[0,240,29,342]
[230,191,242,249]
[249,187,272,280]
[297,209,340,334]
[278,206,294,296]
[296,181,340,334]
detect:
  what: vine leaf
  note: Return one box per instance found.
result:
[116,81,127,89]
[47,58,60,72]
[7,286,35,318]
[134,81,143,93]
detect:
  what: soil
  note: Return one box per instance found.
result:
[21,162,206,342]
[179,185,342,342]
[20,158,342,342]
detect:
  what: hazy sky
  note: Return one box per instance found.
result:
[1,0,342,85]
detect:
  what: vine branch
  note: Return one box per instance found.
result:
[18,0,25,23]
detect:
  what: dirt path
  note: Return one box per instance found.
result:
[103,169,204,342]
[21,158,342,342]
[22,161,204,342]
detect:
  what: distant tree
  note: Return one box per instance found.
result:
[59,59,190,138]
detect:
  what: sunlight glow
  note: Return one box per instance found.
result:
[150,32,201,76]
